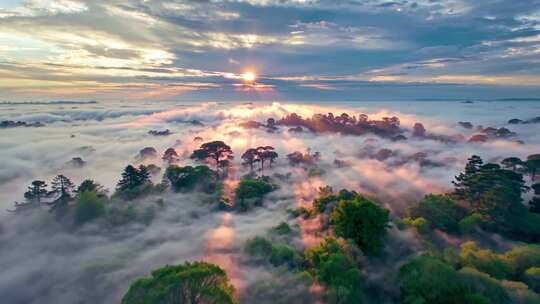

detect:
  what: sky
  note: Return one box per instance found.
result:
[1,0,540,101]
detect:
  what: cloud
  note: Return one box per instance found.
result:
[1,101,539,303]
[0,0,540,100]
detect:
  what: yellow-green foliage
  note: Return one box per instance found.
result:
[460,241,511,279]
[402,217,429,233]
[460,241,540,282]
[399,256,474,304]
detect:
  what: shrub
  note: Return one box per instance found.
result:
[269,244,299,268]
[272,222,293,235]
[245,236,273,257]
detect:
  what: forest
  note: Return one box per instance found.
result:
[6,109,540,303]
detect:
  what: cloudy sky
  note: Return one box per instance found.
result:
[1,0,540,101]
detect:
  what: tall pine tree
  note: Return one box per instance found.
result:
[116,165,151,192]
[48,175,75,215]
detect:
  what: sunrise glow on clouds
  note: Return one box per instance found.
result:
[0,0,540,101]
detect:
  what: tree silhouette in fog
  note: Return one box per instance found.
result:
[191,141,234,176]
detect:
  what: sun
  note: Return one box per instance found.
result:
[242,71,256,82]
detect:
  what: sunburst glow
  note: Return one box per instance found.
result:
[242,71,256,82]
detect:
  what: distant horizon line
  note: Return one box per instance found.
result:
[2,98,540,105]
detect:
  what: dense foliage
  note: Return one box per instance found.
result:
[234,177,276,211]
[115,165,155,200]
[453,155,540,242]
[164,165,217,193]
[122,261,237,304]
[244,236,300,268]
[399,256,483,304]
[313,188,359,213]
[305,238,363,304]
[330,196,390,255]
[75,191,106,224]
[7,134,540,304]
[408,194,467,233]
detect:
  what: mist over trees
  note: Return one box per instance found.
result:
[2,103,540,304]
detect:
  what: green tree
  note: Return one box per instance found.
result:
[77,179,107,197]
[116,165,153,199]
[23,180,48,206]
[122,261,237,304]
[117,165,143,191]
[269,244,299,268]
[138,164,151,183]
[234,177,275,211]
[75,191,105,225]
[459,267,509,304]
[453,155,483,198]
[453,156,528,224]
[48,174,75,215]
[305,238,363,304]
[330,197,390,255]
[409,194,467,232]
[165,165,217,193]
[399,256,469,304]
[525,154,540,180]
[245,236,273,257]
[313,188,360,213]
[501,157,523,171]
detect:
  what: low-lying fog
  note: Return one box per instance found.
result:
[0,100,539,303]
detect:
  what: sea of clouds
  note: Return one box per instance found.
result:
[0,100,539,303]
